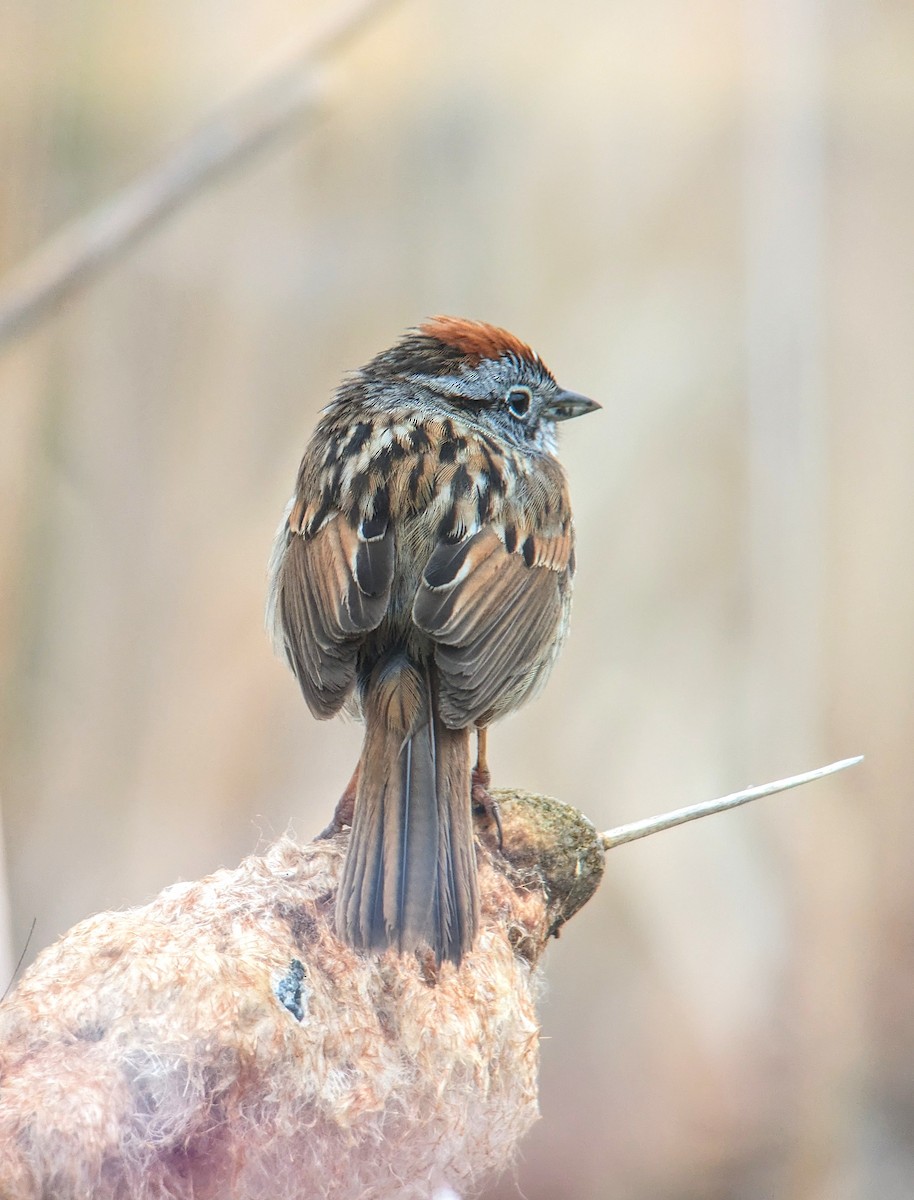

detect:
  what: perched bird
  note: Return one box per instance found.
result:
[268,317,598,965]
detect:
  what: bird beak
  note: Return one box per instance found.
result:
[544,389,602,422]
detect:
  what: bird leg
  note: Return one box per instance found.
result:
[471,727,503,849]
[316,762,360,839]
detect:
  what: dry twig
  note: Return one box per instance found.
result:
[601,755,863,850]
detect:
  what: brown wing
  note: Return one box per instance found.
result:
[413,524,574,728]
[272,502,394,719]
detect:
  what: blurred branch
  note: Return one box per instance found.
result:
[0,0,402,351]
[601,755,863,850]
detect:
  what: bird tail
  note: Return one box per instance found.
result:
[335,656,479,966]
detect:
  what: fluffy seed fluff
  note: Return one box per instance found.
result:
[0,790,604,1200]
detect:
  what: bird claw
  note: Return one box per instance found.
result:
[471,766,503,851]
[316,765,359,840]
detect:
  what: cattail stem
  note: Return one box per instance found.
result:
[600,755,863,851]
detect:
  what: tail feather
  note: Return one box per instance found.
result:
[336,658,478,965]
[434,717,478,957]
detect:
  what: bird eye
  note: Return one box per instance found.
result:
[506,387,532,420]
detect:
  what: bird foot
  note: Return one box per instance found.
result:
[471,766,503,851]
[316,764,359,840]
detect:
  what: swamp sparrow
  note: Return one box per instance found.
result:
[268,318,598,965]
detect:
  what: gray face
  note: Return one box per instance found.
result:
[348,326,599,458]
[409,354,564,454]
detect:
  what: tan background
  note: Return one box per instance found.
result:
[1,1,910,1197]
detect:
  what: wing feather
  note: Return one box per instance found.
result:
[271,508,394,718]
[413,526,573,727]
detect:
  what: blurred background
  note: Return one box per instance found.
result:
[0,0,910,1196]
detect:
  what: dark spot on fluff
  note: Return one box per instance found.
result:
[275,958,308,1022]
[275,901,319,949]
[504,524,518,553]
[522,535,536,567]
[439,440,459,464]
[74,1022,107,1042]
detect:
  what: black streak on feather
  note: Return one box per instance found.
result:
[438,515,463,544]
[307,496,334,537]
[323,433,343,468]
[476,485,492,523]
[408,426,431,452]
[424,538,473,589]
[373,442,406,475]
[355,529,394,598]
[452,465,473,498]
[346,422,373,455]
[362,489,390,540]
[408,460,426,501]
[479,445,505,494]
